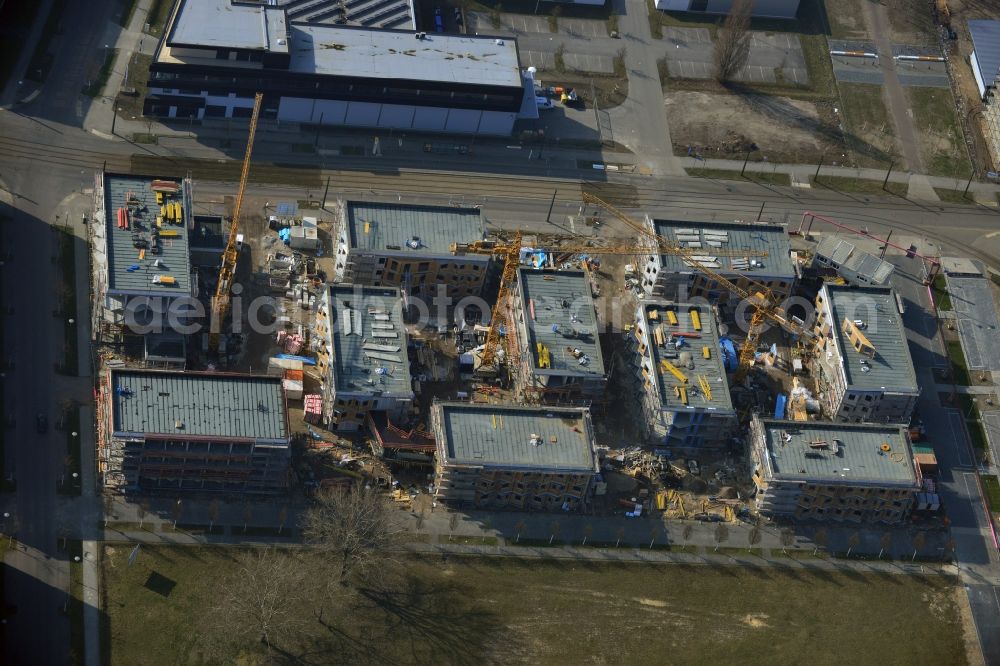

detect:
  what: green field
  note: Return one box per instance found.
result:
[103,545,967,666]
[982,475,1000,513]
[946,340,971,386]
[907,87,972,179]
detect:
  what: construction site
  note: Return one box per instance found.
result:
[84,92,941,526]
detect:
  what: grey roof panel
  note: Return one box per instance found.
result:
[327,285,414,396]
[969,20,1000,87]
[111,370,288,441]
[758,418,918,486]
[518,269,605,377]
[104,174,192,296]
[652,219,795,278]
[169,0,289,51]
[641,301,734,413]
[824,285,917,391]
[437,402,598,472]
[816,237,894,285]
[346,201,484,254]
[289,24,522,87]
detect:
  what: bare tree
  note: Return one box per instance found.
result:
[204,546,306,656]
[448,513,459,542]
[648,525,659,550]
[847,531,861,558]
[514,519,527,544]
[137,501,150,529]
[277,506,289,536]
[813,527,828,555]
[780,528,795,555]
[300,485,400,585]
[912,531,927,561]
[480,517,493,545]
[549,520,561,545]
[714,523,729,552]
[103,494,115,528]
[171,499,183,529]
[878,531,892,559]
[747,525,761,553]
[713,0,753,81]
[207,499,221,533]
[682,523,693,547]
[582,524,593,547]
[615,526,626,548]
[242,502,253,534]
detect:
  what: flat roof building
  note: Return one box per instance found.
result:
[100,369,290,494]
[812,236,894,287]
[334,201,490,305]
[91,172,195,365]
[508,268,607,402]
[629,301,735,450]
[654,0,800,19]
[749,416,921,524]
[313,284,415,431]
[146,0,535,135]
[813,284,919,424]
[641,218,797,313]
[432,402,599,511]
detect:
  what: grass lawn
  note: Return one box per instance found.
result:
[934,188,972,204]
[933,274,952,311]
[57,407,82,495]
[837,83,898,167]
[946,340,971,386]
[687,168,792,186]
[811,175,907,196]
[55,226,78,376]
[982,475,1000,513]
[144,0,174,37]
[103,545,968,666]
[906,87,972,179]
[115,53,152,121]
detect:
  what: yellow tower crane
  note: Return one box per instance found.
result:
[580,192,811,381]
[210,92,263,353]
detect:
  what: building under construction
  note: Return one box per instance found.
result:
[98,369,290,495]
[812,284,919,424]
[640,218,796,314]
[313,284,415,432]
[507,268,607,403]
[90,172,195,366]
[431,402,599,511]
[628,300,735,450]
[332,201,490,307]
[749,416,921,524]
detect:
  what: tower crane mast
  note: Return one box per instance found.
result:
[209,92,263,353]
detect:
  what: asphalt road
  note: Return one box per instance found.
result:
[0,165,74,663]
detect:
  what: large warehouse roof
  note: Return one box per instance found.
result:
[110,370,288,441]
[289,24,522,86]
[435,403,598,472]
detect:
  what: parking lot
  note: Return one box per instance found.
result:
[466,12,607,39]
[829,40,949,87]
[660,27,808,84]
[947,274,1000,371]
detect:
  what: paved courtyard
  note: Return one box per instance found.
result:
[467,12,607,39]
[660,27,808,84]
